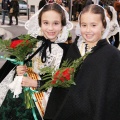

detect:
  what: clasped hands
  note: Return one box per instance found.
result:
[16,65,37,88]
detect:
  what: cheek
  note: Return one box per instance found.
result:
[55,26,62,32]
[80,28,85,35]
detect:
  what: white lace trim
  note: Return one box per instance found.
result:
[32,42,63,74]
[32,42,63,107]
[0,68,15,106]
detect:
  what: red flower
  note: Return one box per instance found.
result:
[62,68,74,80]
[10,40,29,49]
[51,68,74,84]
[53,70,60,79]
[51,79,56,84]
[59,76,65,82]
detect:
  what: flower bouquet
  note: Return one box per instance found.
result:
[38,52,90,91]
[0,34,38,63]
[0,34,38,109]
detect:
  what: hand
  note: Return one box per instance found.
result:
[16,65,28,76]
[21,76,37,88]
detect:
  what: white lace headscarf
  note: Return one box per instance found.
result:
[106,6,120,39]
[25,3,73,43]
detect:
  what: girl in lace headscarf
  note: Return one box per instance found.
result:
[0,3,73,120]
[49,4,120,120]
[105,5,120,48]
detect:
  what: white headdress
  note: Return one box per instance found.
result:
[107,6,120,39]
[25,3,73,43]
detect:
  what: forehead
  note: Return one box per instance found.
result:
[80,12,102,23]
[41,10,61,20]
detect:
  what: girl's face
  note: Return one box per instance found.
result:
[41,10,63,42]
[80,12,105,47]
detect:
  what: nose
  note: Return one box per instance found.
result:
[48,24,53,30]
[86,26,91,32]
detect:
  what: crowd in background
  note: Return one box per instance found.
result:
[38,0,120,25]
[1,0,19,25]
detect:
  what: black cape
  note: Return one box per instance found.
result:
[44,39,120,120]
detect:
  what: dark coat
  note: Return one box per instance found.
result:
[38,0,47,10]
[2,0,10,10]
[10,0,19,15]
[44,39,120,120]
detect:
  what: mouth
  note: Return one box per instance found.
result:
[86,34,93,39]
[47,32,55,36]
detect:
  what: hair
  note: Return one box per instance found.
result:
[38,3,66,27]
[105,6,113,20]
[79,4,107,28]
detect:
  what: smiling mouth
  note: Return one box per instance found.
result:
[47,32,55,36]
[86,34,93,38]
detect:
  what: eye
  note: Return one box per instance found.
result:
[54,22,59,25]
[44,22,48,25]
[92,24,96,27]
[81,24,86,27]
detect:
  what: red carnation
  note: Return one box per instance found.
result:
[59,76,65,82]
[10,40,29,49]
[53,70,60,79]
[62,68,74,80]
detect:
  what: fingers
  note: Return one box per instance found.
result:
[21,77,37,87]
[16,65,28,76]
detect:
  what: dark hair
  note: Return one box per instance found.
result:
[38,3,66,27]
[79,4,107,28]
[105,6,113,20]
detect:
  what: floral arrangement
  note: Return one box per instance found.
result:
[0,34,38,63]
[0,34,38,110]
[38,52,90,91]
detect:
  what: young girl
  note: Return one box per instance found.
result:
[105,6,120,48]
[43,4,120,120]
[0,3,73,119]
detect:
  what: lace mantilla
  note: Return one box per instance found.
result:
[25,3,73,43]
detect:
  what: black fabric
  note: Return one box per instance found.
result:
[44,39,120,120]
[0,37,70,119]
[37,36,54,63]
[0,36,51,82]
[0,60,15,82]
[40,43,70,87]
[109,32,119,48]
[2,0,10,10]
[38,0,47,10]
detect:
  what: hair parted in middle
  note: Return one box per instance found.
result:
[79,4,107,28]
[38,3,66,27]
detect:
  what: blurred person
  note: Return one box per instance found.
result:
[105,6,120,48]
[38,0,48,10]
[56,0,69,12]
[1,0,11,25]
[8,0,19,25]
[48,0,54,3]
